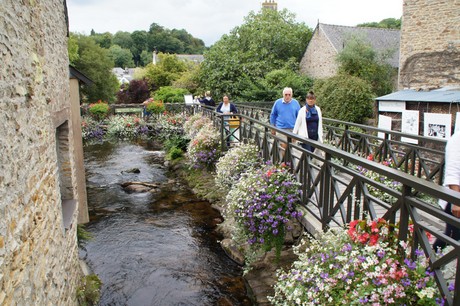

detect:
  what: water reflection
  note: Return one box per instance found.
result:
[82,141,251,305]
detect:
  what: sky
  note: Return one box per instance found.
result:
[67,0,403,47]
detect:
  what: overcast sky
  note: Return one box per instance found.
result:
[67,0,403,47]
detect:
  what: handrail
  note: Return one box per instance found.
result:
[197,106,460,305]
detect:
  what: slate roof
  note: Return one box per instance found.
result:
[376,88,460,103]
[319,23,400,68]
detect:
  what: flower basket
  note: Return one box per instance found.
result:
[228,116,240,128]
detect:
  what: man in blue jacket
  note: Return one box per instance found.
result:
[270,87,300,151]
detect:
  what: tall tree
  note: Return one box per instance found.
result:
[336,35,397,96]
[113,31,134,50]
[108,45,135,68]
[199,8,312,100]
[73,35,119,103]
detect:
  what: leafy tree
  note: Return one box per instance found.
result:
[336,35,397,96]
[73,34,119,103]
[153,86,189,103]
[199,8,312,100]
[357,18,401,29]
[140,50,152,66]
[313,75,374,124]
[113,31,134,50]
[91,32,113,49]
[172,63,202,95]
[141,53,187,90]
[68,34,79,65]
[131,30,148,66]
[109,45,135,68]
[116,79,150,104]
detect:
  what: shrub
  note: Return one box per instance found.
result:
[81,116,105,142]
[155,112,187,142]
[269,218,445,305]
[88,100,110,121]
[215,142,262,191]
[106,116,149,139]
[226,162,302,260]
[314,75,374,124]
[145,99,166,114]
[167,146,184,160]
[153,86,189,103]
[183,114,212,139]
[187,122,221,170]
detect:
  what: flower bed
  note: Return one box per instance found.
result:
[269,218,445,305]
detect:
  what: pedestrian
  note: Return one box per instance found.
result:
[433,131,460,251]
[293,91,323,152]
[200,91,215,107]
[216,94,238,147]
[269,87,301,151]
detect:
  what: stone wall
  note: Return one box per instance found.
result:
[0,1,82,305]
[399,0,460,89]
[299,27,339,79]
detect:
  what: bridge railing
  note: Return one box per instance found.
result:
[198,106,459,305]
[236,104,447,185]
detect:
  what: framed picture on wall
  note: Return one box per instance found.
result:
[424,113,452,139]
[401,110,419,144]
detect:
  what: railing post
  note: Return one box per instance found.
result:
[320,151,332,231]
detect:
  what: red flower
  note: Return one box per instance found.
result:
[367,154,374,161]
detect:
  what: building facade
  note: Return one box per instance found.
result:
[398,0,460,90]
[0,1,85,304]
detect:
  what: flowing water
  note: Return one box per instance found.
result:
[81,140,252,306]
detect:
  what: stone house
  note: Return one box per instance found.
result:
[376,0,460,136]
[1,1,88,304]
[299,23,400,79]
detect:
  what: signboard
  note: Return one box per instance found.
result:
[378,115,392,139]
[424,113,451,139]
[401,110,419,144]
[378,101,406,112]
[184,94,194,105]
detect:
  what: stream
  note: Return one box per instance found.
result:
[80,140,252,306]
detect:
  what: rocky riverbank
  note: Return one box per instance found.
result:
[166,158,302,305]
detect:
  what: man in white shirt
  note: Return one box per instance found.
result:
[433,131,460,250]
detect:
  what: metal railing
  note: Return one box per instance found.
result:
[198,106,459,305]
[236,104,447,185]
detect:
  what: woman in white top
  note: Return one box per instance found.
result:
[293,91,323,152]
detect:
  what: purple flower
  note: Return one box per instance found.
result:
[415,249,424,257]
[402,278,411,286]
[404,258,416,270]
[376,249,385,258]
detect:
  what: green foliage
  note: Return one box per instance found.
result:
[91,32,113,49]
[112,31,134,50]
[357,18,401,29]
[116,79,150,104]
[88,101,110,121]
[77,274,102,306]
[68,34,79,65]
[166,146,184,160]
[199,8,312,100]
[72,34,120,103]
[314,75,374,124]
[240,67,314,102]
[77,224,92,246]
[153,86,189,103]
[145,99,166,114]
[108,45,135,68]
[336,35,397,96]
[163,134,190,152]
[141,53,188,89]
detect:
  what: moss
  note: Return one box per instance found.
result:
[77,274,102,306]
[77,224,92,246]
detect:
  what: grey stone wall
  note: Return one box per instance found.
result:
[299,28,339,79]
[399,0,460,89]
[0,1,82,305]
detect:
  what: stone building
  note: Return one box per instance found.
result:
[0,1,87,304]
[376,0,460,136]
[299,23,400,79]
[398,0,460,90]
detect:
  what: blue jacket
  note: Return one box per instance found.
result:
[270,98,300,129]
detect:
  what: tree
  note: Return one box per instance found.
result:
[68,34,79,65]
[116,79,150,104]
[313,75,374,124]
[91,32,113,49]
[357,18,401,29]
[141,53,187,90]
[113,31,134,50]
[153,86,189,103]
[108,45,135,68]
[199,8,312,100]
[73,35,119,103]
[131,30,148,66]
[336,35,397,96]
